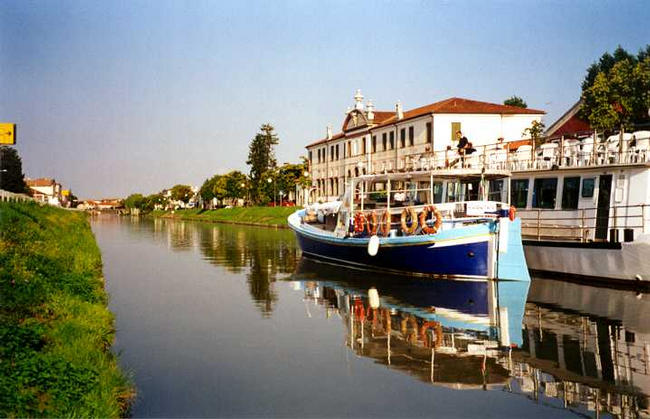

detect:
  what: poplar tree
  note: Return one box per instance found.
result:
[0,146,27,193]
[246,124,279,203]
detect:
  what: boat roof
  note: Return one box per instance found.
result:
[356,168,511,182]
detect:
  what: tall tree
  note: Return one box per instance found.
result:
[246,124,279,203]
[503,96,527,108]
[0,146,27,193]
[170,184,193,203]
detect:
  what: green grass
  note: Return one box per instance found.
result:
[0,202,133,417]
[150,206,297,227]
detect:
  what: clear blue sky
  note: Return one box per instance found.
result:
[1,0,649,198]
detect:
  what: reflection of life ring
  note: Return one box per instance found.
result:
[420,321,443,348]
[508,205,516,221]
[400,207,418,235]
[419,205,443,234]
[354,212,366,233]
[353,298,365,321]
[366,211,379,235]
[379,210,391,236]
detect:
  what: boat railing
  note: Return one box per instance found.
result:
[517,204,649,242]
[362,131,650,175]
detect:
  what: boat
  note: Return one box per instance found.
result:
[288,168,530,282]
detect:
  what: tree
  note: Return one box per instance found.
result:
[0,146,27,193]
[124,193,145,209]
[246,124,279,203]
[522,120,546,146]
[504,96,527,108]
[170,184,193,203]
[223,171,248,201]
[199,175,221,202]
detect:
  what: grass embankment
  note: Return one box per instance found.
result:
[150,206,297,228]
[0,202,133,417]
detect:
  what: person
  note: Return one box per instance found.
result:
[456,131,469,153]
[496,137,505,149]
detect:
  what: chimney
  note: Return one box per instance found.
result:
[354,89,364,111]
[366,99,374,121]
[396,100,403,120]
[326,125,332,140]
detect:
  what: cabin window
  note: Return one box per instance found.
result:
[389,132,395,149]
[400,128,406,148]
[408,126,414,146]
[511,179,529,208]
[489,180,505,202]
[382,133,387,150]
[582,178,595,198]
[432,182,443,203]
[372,135,377,153]
[561,177,580,209]
[532,178,558,209]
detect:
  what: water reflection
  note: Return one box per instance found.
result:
[289,260,650,417]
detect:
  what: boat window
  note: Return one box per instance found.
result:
[432,182,443,204]
[446,181,460,202]
[511,179,529,208]
[532,178,558,209]
[561,177,580,209]
[465,180,480,201]
[488,179,505,202]
[581,178,595,198]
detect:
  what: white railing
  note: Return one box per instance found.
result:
[0,189,34,203]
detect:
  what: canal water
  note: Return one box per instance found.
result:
[92,215,649,418]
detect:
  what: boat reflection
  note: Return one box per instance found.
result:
[289,260,650,417]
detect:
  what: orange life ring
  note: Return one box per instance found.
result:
[508,205,516,221]
[379,210,391,237]
[400,207,418,235]
[420,321,443,348]
[353,212,366,233]
[366,211,379,235]
[419,205,443,235]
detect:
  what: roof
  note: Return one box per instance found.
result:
[26,178,55,187]
[544,100,592,138]
[307,97,545,148]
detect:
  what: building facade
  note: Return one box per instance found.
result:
[305,91,544,202]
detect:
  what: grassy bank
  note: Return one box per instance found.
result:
[150,206,297,227]
[0,202,133,417]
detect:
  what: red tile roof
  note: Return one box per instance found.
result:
[26,178,55,187]
[306,97,545,148]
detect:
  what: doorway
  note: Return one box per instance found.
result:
[595,175,612,241]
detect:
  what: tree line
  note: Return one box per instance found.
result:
[125,124,309,211]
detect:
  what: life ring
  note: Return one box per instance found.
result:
[419,321,443,348]
[353,212,366,234]
[508,205,516,221]
[379,210,391,236]
[400,207,419,235]
[366,211,379,235]
[419,205,443,235]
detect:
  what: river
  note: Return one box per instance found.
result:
[92,215,650,418]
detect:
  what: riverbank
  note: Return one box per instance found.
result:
[0,202,133,417]
[150,206,297,228]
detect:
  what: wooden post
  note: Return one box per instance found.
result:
[580,209,585,242]
[429,173,434,205]
[560,135,565,166]
[592,130,598,165]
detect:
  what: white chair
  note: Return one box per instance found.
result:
[515,145,533,170]
[539,143,558,168]
[631,131,650,163]
[561,139,580,166]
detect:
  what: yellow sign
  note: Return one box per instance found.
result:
[62,190,70,196]
[0,123,16,145]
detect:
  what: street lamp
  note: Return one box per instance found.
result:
[279,190,283,206]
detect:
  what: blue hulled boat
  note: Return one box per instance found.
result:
[288,168,530,282]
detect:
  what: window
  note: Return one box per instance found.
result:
[372,135,377,153]
[361,138,366,155]
[330,145,334,161]
[382,133,387,150]
[309,151,312,165]
[389,132,394,149]
[336,144,339,160]
[561,177,580,209]
[532,178,558,209]
[317,149,321,163]
[432,182,443,203]
[582,178,595,198]
[400,128,406,148]
[408,126,414,146]
[489,179,505,202]
[511,179,529,208]
[426,122,432,143]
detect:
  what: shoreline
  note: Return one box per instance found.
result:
[148,207,296,229]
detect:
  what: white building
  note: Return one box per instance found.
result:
[305,90,544,202]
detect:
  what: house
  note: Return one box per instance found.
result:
[26,177,63,205]
[544,99,592,139]
[305,90,545,202]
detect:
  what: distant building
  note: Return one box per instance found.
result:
[26,177,63,205]
[544,100,592,139]
[305,90,545,202]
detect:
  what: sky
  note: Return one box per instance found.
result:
[1,0,649,199]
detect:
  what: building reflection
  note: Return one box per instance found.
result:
[290,260,650,417]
